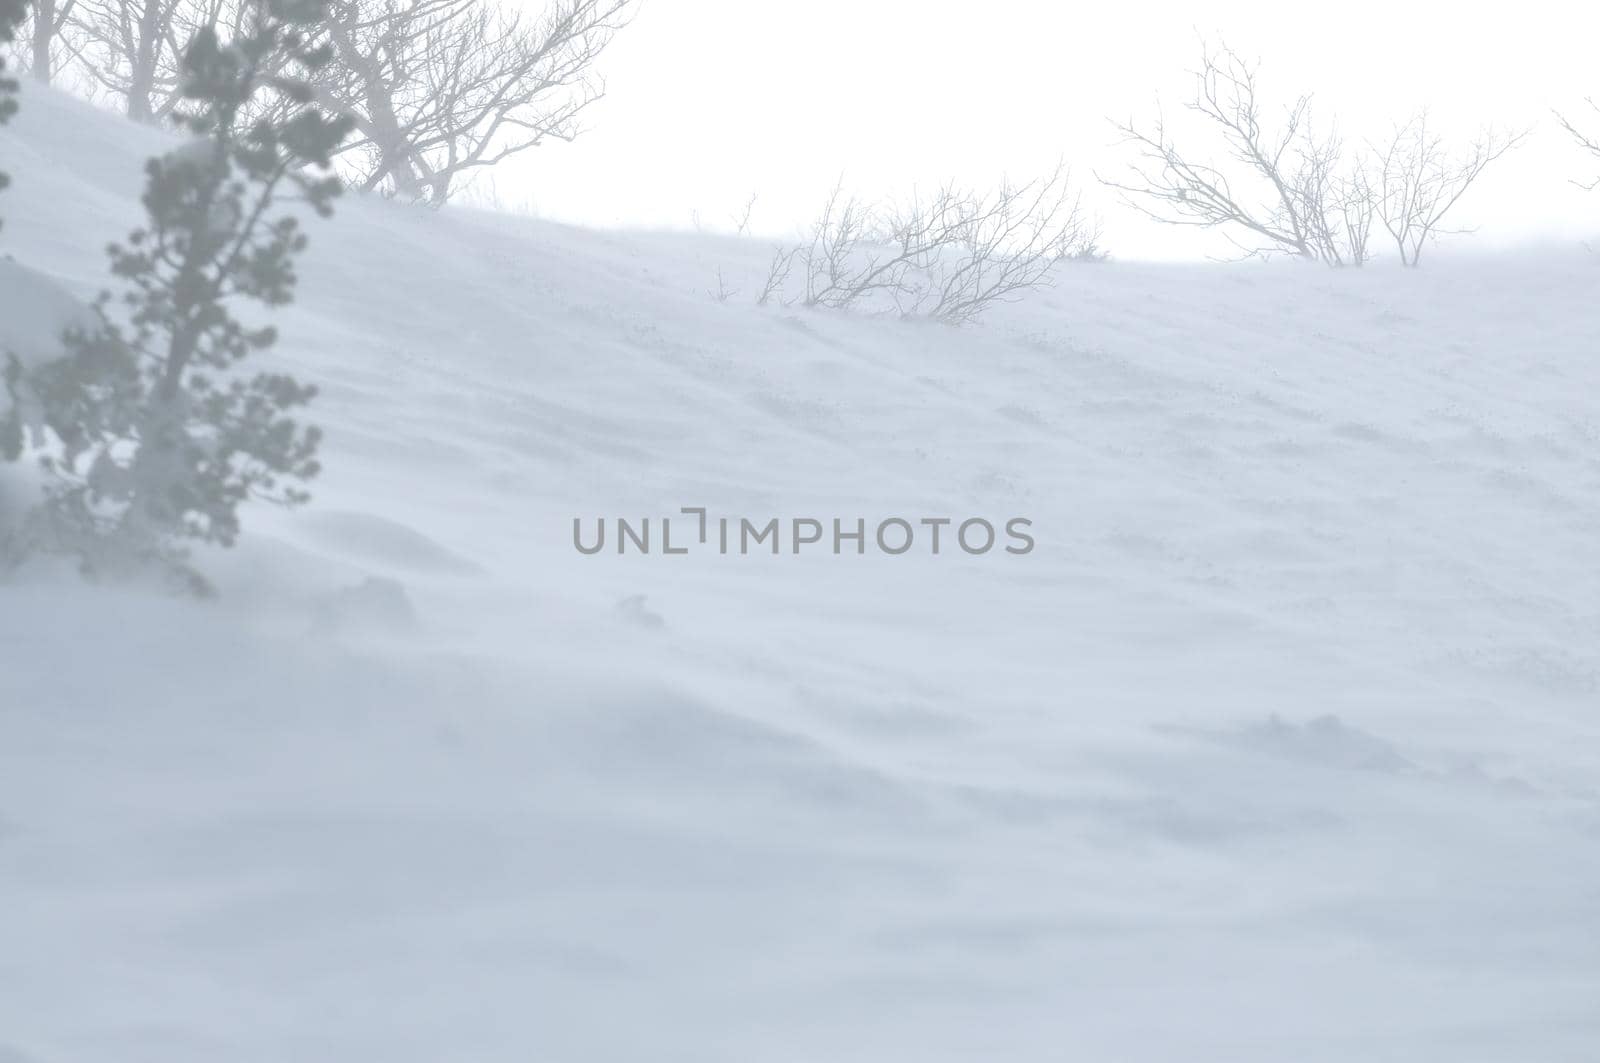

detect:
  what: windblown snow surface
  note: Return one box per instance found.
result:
[3,86,1600,1063]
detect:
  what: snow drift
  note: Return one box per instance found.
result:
[2,84,1599,1063]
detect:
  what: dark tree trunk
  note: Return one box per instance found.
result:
[126,0,161,121]
[30,0,52,83]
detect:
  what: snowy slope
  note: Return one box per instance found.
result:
[2,84,1599,1063]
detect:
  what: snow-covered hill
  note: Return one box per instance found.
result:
[2,84,1599,1063]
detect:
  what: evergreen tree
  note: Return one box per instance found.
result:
[1,0,352,593]
[0,0,26,221]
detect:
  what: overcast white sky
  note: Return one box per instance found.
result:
[488,0,1600,260]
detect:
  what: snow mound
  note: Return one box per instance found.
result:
[0,259,86,371]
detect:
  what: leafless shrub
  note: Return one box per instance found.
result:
[1103,40,1378,266]
[794,181,914,311]
[1105,40,1522,269]
[1371,113,1527,267]
[757,245,797,307]
[1556,98,1600,191]
[762,169,1097,324]
[1056,214,1107,262]
[890,167,1099,324]
[708,266,737,303]
[730,191,757,235]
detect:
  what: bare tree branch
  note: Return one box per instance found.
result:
[56,0,636,202]
[757,244,796,307]
[1100,39,1371,267]
[730,190,756,235]
[1372,112,1527,267]
[765,169,1099,325]
[307,0,635,204]
[1555,98,1600,192]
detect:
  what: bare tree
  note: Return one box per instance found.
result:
[302,0,470,200]
[10,0,76,83]
[69,0,186,119]
[1555,98,1600,191]
[307,0,635,203]
[61,0,268,118]
[1372,113,1526,267]
[1102,41,1370,266]
[59,0,634,197]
